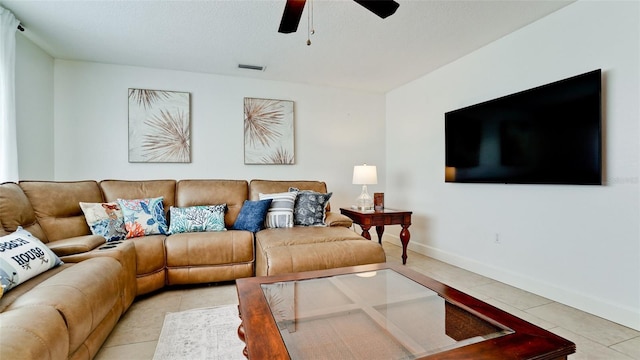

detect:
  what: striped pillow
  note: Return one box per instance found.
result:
[259,191,298,228]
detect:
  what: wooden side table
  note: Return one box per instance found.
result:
[340,208,412,265]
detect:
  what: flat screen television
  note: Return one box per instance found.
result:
[445,69,602,185]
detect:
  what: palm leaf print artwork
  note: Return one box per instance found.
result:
[262,147,294,164]
[128,89,172,109]
[244,98,294,165]
[142,109,190,162]
[129,89,191,163]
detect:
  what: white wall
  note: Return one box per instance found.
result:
[15,33,54,180]
[52,61,386,207]
[386,1,639,330]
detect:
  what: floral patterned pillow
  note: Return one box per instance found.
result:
[117,197,169,239]
[168,205,227,234]
[79,202,127,241]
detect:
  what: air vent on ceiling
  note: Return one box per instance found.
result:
[238,64,265,71]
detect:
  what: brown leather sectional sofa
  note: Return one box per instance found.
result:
[0,179,385,360]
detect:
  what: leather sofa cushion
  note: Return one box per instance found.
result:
[175,179,248,228]
[0,182,47,241]
[100,180,176,220]
[126,235,166,275]
[165,230,254,267]
[19,181,103,241]
[0,305,69,360]
[6,257,124,355]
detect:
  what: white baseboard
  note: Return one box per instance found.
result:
[382,235,640,331]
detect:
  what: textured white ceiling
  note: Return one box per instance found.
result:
[2,0,573,93]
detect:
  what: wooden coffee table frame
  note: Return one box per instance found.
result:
[236,263,575,360]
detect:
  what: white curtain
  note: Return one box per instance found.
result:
[0,6,19,183]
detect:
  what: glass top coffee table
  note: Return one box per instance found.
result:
[236,263,575,359]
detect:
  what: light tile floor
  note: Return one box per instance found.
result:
[96,243,640,360]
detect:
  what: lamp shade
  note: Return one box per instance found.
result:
[352,165,378,185]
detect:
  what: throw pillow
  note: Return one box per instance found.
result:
[259,191,298,228]
[0,227,64,292]
[289,187,333,226]
[168,204,227,233]
[232,199,273,233]
[79,202,127,241]
[117,197,169,239]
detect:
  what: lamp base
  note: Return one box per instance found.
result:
[355,185,373,211]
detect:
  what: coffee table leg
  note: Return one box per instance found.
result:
[375,225,384,244]
[400,225,411,265]
[237,306,248,358]
[237,323,248,358]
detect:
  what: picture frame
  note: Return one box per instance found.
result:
[128,88,191,163]
[243,97,295,165]
[374,193,385,211]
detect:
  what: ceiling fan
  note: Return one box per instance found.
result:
[278,0,400,34]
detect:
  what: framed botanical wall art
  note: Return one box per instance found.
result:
[244,97,295,165]
[128,88,191,163]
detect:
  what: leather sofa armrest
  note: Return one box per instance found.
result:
[61,241,137,308]
[47,235,105,257]
[325,212,353,227]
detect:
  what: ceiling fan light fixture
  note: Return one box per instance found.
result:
[278,0,399,35]
[238,64,265,71]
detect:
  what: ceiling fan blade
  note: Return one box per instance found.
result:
[353,0,399,19]
[278,0,307,34]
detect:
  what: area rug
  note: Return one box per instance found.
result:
[153,305,245,360]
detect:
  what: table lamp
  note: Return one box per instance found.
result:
[353,164,377,211]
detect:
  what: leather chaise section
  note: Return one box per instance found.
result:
[255,226,386,276]
[6,257,124,357]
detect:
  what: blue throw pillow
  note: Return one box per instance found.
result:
[232,199,272,233]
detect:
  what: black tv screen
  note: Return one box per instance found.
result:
[445,69,602,185]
